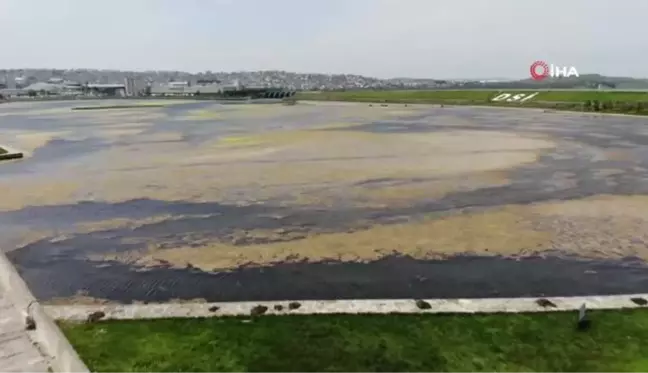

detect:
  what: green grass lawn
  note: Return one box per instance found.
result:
[296,90,493,103]
[531,91,648,103]
[61,310,648,372]
[296,90,648,105]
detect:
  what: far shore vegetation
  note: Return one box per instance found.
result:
[296,90,648,116]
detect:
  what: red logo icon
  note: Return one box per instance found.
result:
[530,61,550,81]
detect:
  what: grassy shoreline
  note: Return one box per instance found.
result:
[62,309,648,372]
[296,90,648,115]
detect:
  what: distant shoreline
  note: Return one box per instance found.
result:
[296,89,648,116]
[1,96,286,104]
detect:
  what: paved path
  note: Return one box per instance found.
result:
[0,290,50,372]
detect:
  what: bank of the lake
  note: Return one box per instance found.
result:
[0,146,23,161]
[61,309,648,372]
[296,90,648,115]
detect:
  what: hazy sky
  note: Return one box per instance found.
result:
[1,0,646,79]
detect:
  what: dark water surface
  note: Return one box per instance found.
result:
[10,253,648,303]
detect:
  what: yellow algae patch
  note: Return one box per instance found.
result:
[400,131,554,153]
[91,195,648,272]
[44,295,115,306]
[308,122,363,131]
[202,130,550,186]
[212,129,380,151]
[280,171,511,209]
[0,126,552,211]
[218,105,300,119]
[217,163,404,187]
[215,123,363,147]
[44,294,206,306]
[77,128,551,205]
[10,131,66,153]
[0,180,81,211]
[0,107,71,117]
[351,175,510,208]
[183,109,222,120]
[529,195,648,260]
[99,122,154,130]
[74,215,177,234]
[178,147,281,165]
[96,128,144,138]
[99,206,550,271]
[382,109,423,116]
[139,131,184,143]
[221,104,280,112]
[217,129,552,158]
[287,184,450,209]
[84,112,167,122]
[70,167,231,204]
[214,128,361,147]
[532,195,648,219]
[218,135,265,147]
[1,229,57,252]
[75,213,226,236]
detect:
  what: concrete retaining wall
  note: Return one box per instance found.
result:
[0,146,24,161]
[0,252,89,373]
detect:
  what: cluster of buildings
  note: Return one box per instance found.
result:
[0,69,458,97]
[1,69,637,98]
[0,76,145,98]
[0,74,296,100]
[148,79,295,98]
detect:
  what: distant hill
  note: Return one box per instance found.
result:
[2,68,647,91]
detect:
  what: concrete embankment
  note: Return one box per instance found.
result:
[0,251,88,372]
[0,145,24,161]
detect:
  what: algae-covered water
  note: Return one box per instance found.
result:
[2,100,648,304]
